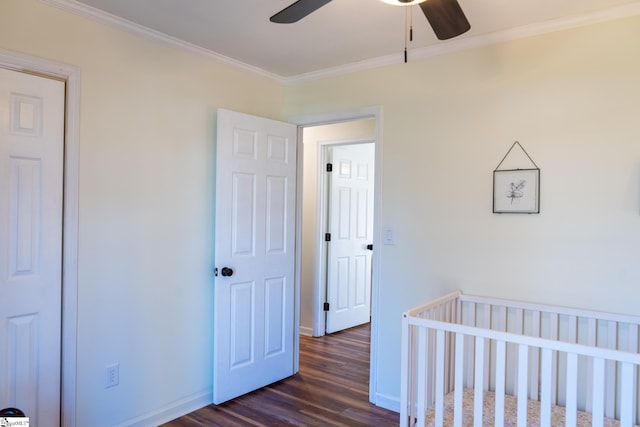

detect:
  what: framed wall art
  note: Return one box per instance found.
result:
[493,168,540,213]
[493,141,540,214]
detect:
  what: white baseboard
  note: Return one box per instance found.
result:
[299,325,314,337]
[372,391,400,414]
[115,388,212,427]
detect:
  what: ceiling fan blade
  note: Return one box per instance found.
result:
[419,0,471,40]
[270,0,333,23]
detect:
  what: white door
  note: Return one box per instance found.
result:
[325,143,374,334]
[0,68,65,425]
[213,109,297,404]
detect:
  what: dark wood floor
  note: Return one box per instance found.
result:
[161,324,399,426]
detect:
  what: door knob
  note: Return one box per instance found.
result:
[220,267,234,277]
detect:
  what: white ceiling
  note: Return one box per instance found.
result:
[48,0,640,80]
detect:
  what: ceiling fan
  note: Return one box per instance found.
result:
[270,0,471,41]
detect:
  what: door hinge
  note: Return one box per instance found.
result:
[325,233,331,242]
[326,163,333,172]
[324,302,330,311]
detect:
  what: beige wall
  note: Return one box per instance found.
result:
[286,15,640,408]
[1,1,284,425]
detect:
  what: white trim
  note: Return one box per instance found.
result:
[0,48,80,427]
[293,125,304,374]
[373,392,401,413]
[292,106,383,405]
[113,388,211,427]
[39,0,284,83]
[38,0,640,84]
[283,2,640,83]
[299,325,314,337]
[315,145,330,337]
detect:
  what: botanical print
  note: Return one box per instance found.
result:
[506,180,526,204]
[493,169,539,213]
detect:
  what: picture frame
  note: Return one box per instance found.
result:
[493,168,540,214]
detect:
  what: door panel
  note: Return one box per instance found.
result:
[232,172,256,256]
[265,277,286,356]
[0,67,65,426]
[213,109,297,404]
[266,176,287,253]
[326,143,374,334]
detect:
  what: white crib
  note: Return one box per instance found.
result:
[401,291,640,427]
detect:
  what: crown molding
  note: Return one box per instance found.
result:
[40,0,640,85]
[39,0,285,83]
[284,1,640,84]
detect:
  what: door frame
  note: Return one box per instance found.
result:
[316,139,375,336]
[0,49,80,427]
[293,106,382,403]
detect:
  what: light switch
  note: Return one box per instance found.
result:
[383,226,395,245]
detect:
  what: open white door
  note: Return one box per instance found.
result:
[325,143,374,334]
[213,109,297,404]
[0,68,65,425]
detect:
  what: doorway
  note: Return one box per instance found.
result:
[210,108,381,406]
[296,110,381,403]
[299,118,377,337]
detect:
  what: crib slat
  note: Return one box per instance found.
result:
[495,340,506,427]
[435,329,445,427]
[454,333,465,427]
[605,321,617,419]
[566,317,578,427]
[427,325,435,411]
[620,362,634,427]
[465,302,476,389]
[627,324,639,425]
[529,310,541,400]
[474,337,485,427]
[592,357,605,427]
[566,352,578,427]
[549,313,559,405]
[400,318,411,427]
[417,327,428,427]
[513,308,524,397]
[586,318,596,413]
[482,303,491,391]
[568,315,578,343]
[446,302,455,392]
[540,348,552,427]
[517,344,528,427]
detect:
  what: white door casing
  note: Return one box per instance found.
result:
[0,68,65,425]
[213,109,297,404]
[325,143,374,334]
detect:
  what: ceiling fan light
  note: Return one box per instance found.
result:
[379,0,427,6]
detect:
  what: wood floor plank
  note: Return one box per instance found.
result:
[161,324,398,426]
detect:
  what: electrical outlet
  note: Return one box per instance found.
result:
[105,363,119,388]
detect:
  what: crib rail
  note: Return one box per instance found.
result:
[401,292,640,427]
